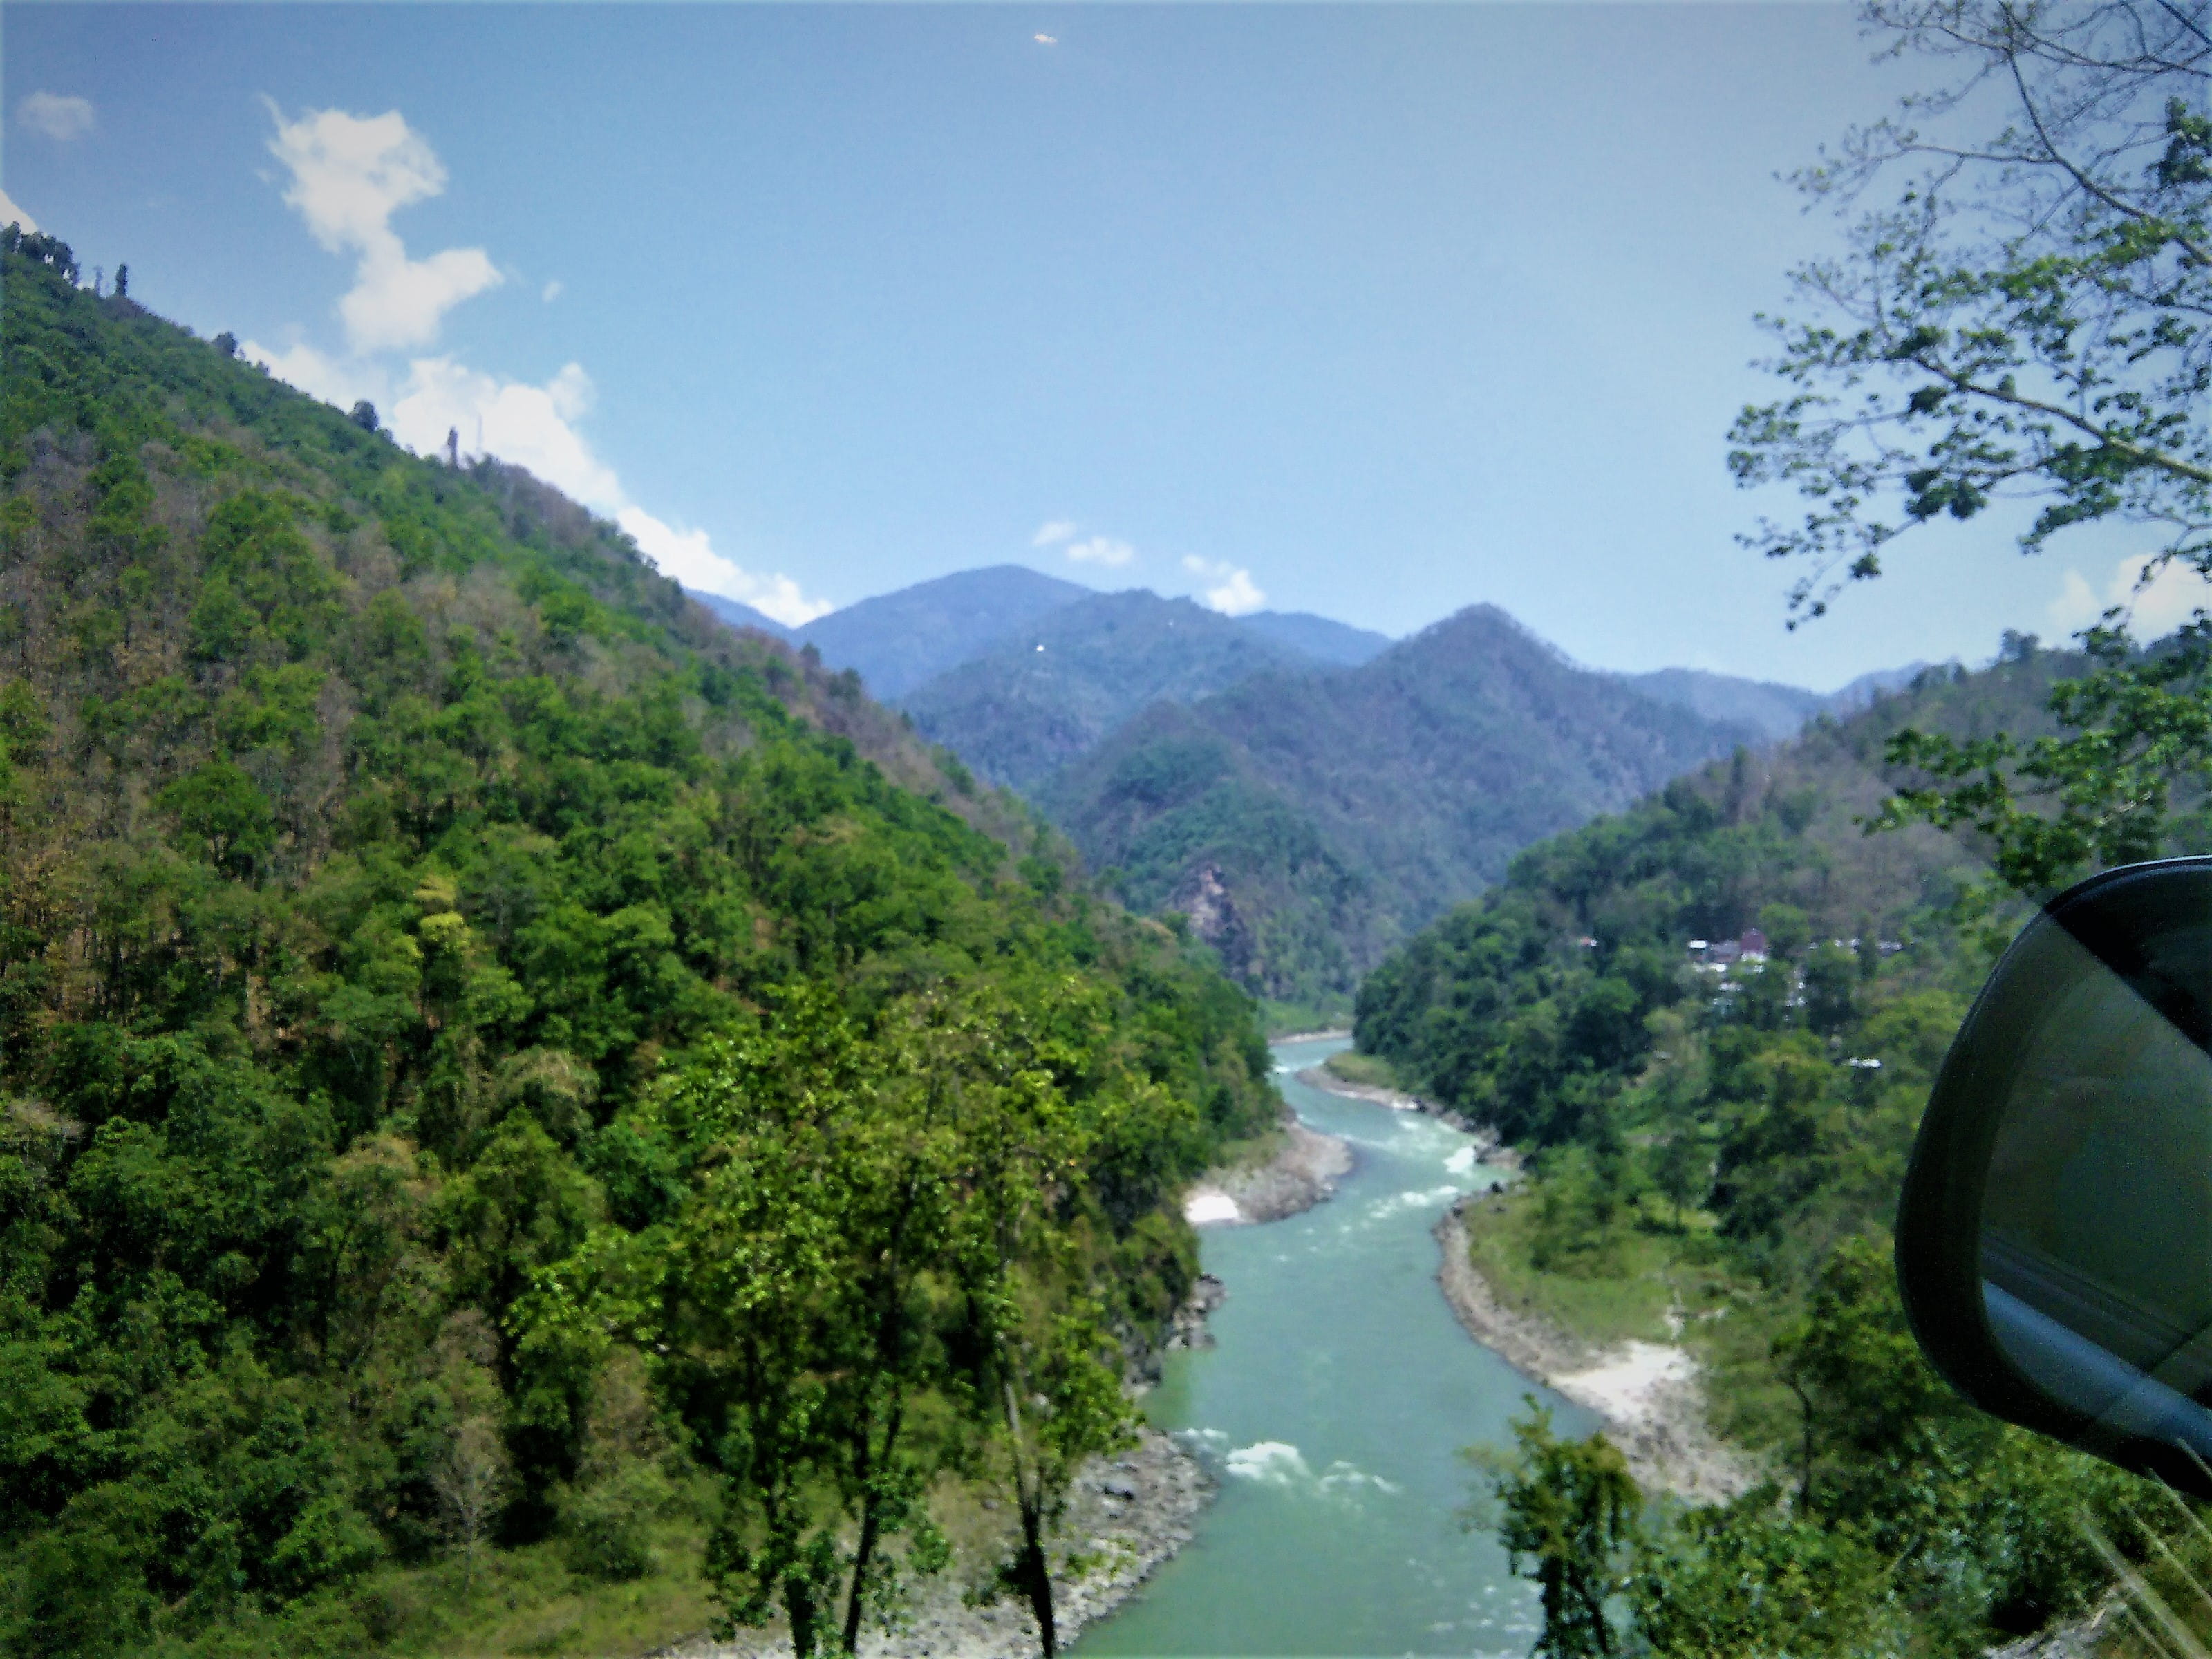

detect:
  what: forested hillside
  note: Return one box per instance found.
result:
[683,587,793,641]
[0,233,1277,1658]
[790,565,1092,701]
[1353,643,2198,1654]
[1040,605,1756,1015]
[900,590,1320,790]
[1620,667,1829,744]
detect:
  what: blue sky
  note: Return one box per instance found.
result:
[7,3,2195,690]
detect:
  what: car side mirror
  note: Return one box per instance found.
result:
[1898,857,2212,1497]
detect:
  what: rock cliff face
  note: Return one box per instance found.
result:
[1172,861,1253,977]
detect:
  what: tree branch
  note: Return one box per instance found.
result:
[1908,350,2212,485]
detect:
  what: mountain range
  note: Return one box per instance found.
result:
[1035,606,1762,1006]
[1623,663,1931,743]
[691,571,1920,1013]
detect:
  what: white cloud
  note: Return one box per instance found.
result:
[2048,553,2212,641]
[267,104,503,353]
[617,508,832,627]
[1181,554,1266,616]
[391,357,621,507]
[1065,536,1134,568]
[341,245,502,355]
[0,189,39,234]
[241,338,388,414]
[542,279,563,303]
[1035,519,1135,568]
[18,93,93,142]
[385,358,830,624]
[250,106,831,628]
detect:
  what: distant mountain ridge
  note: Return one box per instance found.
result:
[686,589,796,639]
[684,570,1926,1012]
[791,565,1095,700]
[1624,662,1935,743]
[1036,603,1759,1009]
[1234,610,1393,666]
[901,590,1321,789]
[695,567,1393,703]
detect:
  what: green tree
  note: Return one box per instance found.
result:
[0,237,1279,1656]
[923,986,1138,1657]
[1771,1235,1964,1519]
[1733,0,2212,892]
[1629,1496,1891,1659]
[1754,902,1809,960]
[1732,0,2211,624]
[1470,1403,1642,1659]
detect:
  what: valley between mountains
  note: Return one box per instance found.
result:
[691,568,1921,1022]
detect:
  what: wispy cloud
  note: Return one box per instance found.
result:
[0,189,39,234]
[1035,519,1135,568]
[541,279,563,303]
[391,358,624,507]
[248,106,832,627]
[17,93,93,142]
[241,339,386,418]
[266,104,502,353]
[1066,536,1134,568]
[2048,554,2212,642]
[1182,555,1265,616]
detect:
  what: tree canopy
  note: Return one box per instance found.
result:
[1732,0,2211,624]
[0,238,1277,1658]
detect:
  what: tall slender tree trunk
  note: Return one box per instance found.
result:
[1786,1376,1815,1513]
[1004,1380,1058,1656]
[841,1396,905,1654]
[1015,1508,1056,1657]
[785,1571,823,1659]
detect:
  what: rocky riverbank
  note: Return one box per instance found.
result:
[1181,1115,1354,1226]
[1295,1065,1521,1172]
[1433,1194,1754,1503]
[662,1427,1212,1659]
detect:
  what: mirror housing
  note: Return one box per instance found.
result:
[1899,857,2212,1497]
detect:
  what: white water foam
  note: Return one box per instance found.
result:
[1224,1441,1312,1486]
[1184,1190,1244,1226]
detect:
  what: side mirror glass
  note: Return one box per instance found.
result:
[1898,857,2212,1496]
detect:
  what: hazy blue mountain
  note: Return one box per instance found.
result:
[794,565,1093,700]
[901,591,1320,789]
[1036,603,1751,1008]
[1236,610,1394,666]
[1622,662,1937,744]
[1623,667,1826,744]
[686,588,794,639]
[1826,662,1936,713]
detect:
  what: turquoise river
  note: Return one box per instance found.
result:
[1074,1035,1595,1658]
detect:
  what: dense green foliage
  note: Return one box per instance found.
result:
[0,241,1277,1657]
[1882,619,2212,897]
[1040,604,1753,1011]
[1468,1409,1640,1659]
[1362,649,2200,1653]
[1354,654,2079,1149]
